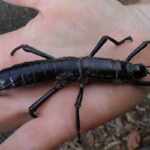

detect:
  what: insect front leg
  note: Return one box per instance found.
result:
[29,74,73,118]
[126,41,150,62]
[11,44,55,59]
[89,35,133,57]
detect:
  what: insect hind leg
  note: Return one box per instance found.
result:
[89,35,133,57]
[29,74,74,118]
[29,79,70,118]
[29,82,63,118]
[11,44,55,60]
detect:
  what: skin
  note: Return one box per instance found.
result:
[0,0,150,149]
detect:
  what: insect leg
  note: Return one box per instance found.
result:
[74,59,86,143]
[29,79,70,118]
[75,83,84,143]
[89,35,133,57]
[126,41,150,62]
[10,44,55,59]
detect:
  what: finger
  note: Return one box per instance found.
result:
[0,85,146,150]
[3,0,40,9]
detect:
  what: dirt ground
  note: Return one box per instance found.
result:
[0,0,150,149]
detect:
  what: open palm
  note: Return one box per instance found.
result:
[0,0,150,149]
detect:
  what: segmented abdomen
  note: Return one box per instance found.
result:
[0,60,56,89]
[0,57,79,89]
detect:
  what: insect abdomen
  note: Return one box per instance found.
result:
[0,60,56,89]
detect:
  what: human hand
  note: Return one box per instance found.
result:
[0,0,150,149]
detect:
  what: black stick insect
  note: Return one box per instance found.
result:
[0,35,150,143]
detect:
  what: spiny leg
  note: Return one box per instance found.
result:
[89,35,133,57]
[29,79,70,118]
[75,83,84,143]
[126,41,150,62]
[11,44,55,59]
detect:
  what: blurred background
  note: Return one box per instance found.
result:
[1,0,150,150]
[0,0,37,34]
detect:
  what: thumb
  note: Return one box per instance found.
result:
[3,0,40,9]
